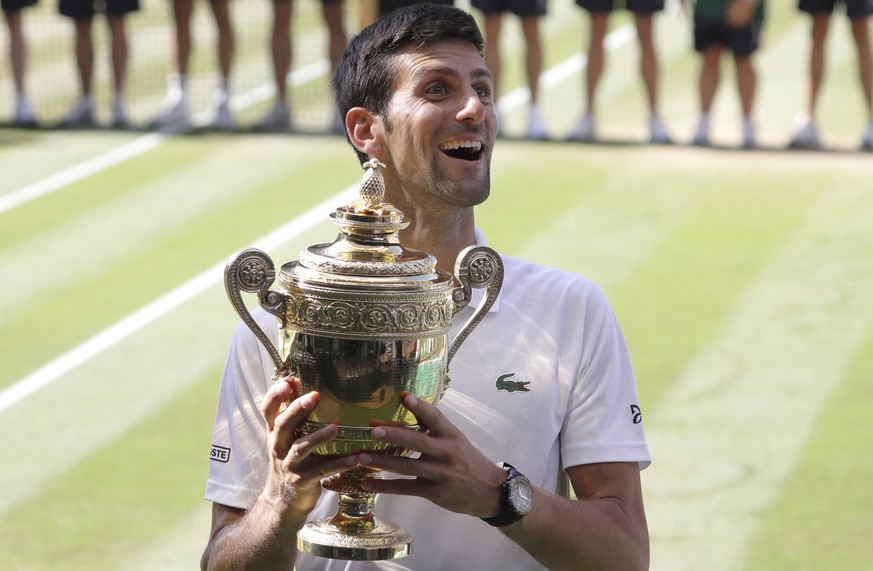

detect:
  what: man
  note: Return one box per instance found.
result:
[570,0,671,143]
[151,0,235,131]
[790,0,873,150]
[3,0,38,125]
[471,0,550,139]
[690,0,765,149]
[58,0,139,128]
[201,5,651,570]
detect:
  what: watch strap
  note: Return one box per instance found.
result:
[481,462,531,527]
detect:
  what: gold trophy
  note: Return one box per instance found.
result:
[224,159,503,561]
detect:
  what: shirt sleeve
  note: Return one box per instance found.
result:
[204,311,278,509]
[560,284,652,471]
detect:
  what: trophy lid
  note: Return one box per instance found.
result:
[280,159,446,289]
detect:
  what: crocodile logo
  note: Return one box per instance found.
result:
[496,373,531,393]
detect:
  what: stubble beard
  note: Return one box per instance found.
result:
[428,152,492,209]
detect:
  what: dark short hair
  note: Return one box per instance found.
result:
[332,4,486,164]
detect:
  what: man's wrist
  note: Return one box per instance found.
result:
[481,462,534,527]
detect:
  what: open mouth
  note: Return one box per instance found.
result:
[439,140,483,161]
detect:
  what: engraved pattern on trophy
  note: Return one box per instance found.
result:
[298,249,437,276]
[282,286,455,339]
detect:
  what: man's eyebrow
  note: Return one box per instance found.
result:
[471,67,494,82]
[412,65,494,83]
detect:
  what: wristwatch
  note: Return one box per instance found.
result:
[481,462,534,527]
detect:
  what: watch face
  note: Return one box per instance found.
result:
[509,477,534,515]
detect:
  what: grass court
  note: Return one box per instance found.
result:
[1,1,872,569]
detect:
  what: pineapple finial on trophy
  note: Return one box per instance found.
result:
[356,158,387,211]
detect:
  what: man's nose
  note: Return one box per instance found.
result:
[457,88,487,123]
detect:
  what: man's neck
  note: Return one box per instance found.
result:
[397,207,477,274]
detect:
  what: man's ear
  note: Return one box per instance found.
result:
[347,107,385,159]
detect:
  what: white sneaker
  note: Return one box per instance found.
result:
[789,114,820,149]
[568,114,596,142]
[209,91,235,131]
[151,95,189,130]
[648,116,672,144]
[60,97,95,127]
[742,118,757,150]
[252,102,291,132]
[14,97,38,126]
[111,98,129,129]
[861,122,873,151]
[526,106,549,140]
[691,115,710,146]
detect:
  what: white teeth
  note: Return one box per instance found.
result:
[439,140,482,151]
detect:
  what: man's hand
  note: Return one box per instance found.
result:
[726,0,758,28]
[202,378,359,571]
[260,376,357,516]
[355,394,507,518]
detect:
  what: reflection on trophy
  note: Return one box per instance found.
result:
[223,159,504,561]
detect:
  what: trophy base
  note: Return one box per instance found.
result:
[297,517,413,561]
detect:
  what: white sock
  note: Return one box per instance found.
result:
[696,114,710,134]
[217,77,230,101]
[167,73,187,101]
[742,117,755,139]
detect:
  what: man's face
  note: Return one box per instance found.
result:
[377,40,497,210]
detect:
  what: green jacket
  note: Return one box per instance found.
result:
[694,0,765,23]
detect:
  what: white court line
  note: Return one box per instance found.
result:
[0,184,358,415]
[0,132,170,215]
[0,25,637,414]
[0,59,330,217]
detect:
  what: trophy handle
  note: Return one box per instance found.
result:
[224,248,288,371]
[448,246,504,365]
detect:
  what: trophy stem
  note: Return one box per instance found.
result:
[297,467,413,561]
[324,467,377,534]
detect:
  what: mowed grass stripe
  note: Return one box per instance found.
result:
[512,147,709,287]
[742,325,873,570]
[0,139,208,314]
[643,179,873,571]
[0,135,319,322]
[0,198,355,516]
[0,362,221,571]
[0,135,356,389]
[517,149,825,409]
[0,131,154,198]
[3,3,872,566]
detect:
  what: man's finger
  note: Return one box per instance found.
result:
[281,421,339,467]
[399,394,449,434]
[261,378,293,430]
[273,391,321,453]
[357,451,438,480]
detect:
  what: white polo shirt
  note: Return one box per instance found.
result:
[206,252,651,571]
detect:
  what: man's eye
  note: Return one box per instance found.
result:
[475,86,492,98]
[427,84,448,96]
